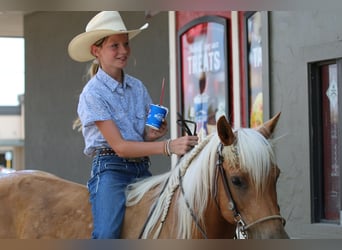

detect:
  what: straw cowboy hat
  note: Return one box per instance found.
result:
[68,11,148,62]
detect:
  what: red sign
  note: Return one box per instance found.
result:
[178,16,229,139]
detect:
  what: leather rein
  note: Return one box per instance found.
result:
[179,142,286,239]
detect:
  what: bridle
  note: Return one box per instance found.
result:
[215,143,286,239]
[179,142,286,239]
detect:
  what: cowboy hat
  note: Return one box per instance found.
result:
[68,11,148,62]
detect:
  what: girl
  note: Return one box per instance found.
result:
[68,11,198,239]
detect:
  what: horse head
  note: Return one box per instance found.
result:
[215,112,289,239]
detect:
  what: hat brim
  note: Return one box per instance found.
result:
[68,23,148,62]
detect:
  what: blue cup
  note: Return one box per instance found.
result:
[146,104,168,130]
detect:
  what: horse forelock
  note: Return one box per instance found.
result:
[231,128,276,192]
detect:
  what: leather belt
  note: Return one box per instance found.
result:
[96,148,148,163]
[97,148,117,156]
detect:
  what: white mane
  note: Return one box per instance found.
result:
[125,128,275,239]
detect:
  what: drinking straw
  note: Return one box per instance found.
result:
[159,77,165,105]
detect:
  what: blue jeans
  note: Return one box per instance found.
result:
[87,153,151,239]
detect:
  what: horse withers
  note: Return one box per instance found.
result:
[0,113,288,239]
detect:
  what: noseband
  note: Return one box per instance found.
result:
[215,143,286,239]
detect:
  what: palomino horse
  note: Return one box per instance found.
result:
[0,113,288,239]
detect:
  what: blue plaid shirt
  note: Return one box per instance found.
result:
[77,68,152,156]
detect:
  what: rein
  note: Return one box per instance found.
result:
[179,168,208,239]
[215,143,286,239]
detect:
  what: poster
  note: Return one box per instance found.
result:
[178,16,228,139]
[246,11,263,128]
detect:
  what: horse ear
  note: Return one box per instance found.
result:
[217,115,236,146]
[257,112,281,139]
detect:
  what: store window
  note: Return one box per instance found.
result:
[309,59,341,224]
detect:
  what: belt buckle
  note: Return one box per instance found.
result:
[125,157,142,163]
[125,156,147,163]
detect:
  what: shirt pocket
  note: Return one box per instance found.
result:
[134,111,147,134]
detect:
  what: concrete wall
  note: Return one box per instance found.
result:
[24,11,170,185]
[269,11,342,238]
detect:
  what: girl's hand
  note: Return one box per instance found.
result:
[169,135,199,156]
[145,119,168,141]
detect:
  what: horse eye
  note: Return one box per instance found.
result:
[231,176,243,187]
